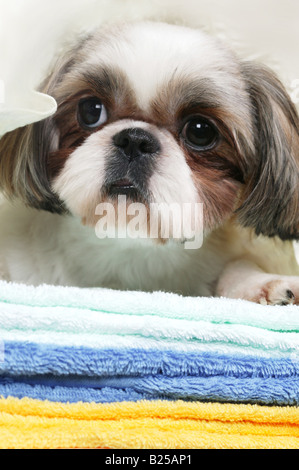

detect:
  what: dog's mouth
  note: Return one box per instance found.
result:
[106,178,141,200]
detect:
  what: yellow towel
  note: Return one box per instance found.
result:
[0,397,299,449]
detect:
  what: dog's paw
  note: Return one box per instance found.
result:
[256,280,296,306]
[216,260,299,306]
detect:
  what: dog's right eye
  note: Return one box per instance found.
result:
[182,118,218,150]
[77,98,108,129]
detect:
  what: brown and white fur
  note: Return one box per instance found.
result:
[0,21,299,305]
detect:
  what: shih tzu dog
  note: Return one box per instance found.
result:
[0,20,299,305]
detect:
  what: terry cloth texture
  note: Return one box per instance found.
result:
[1,398,299,449]
[0,280,299,449]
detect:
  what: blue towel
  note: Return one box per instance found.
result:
[1,373,299,406]
[1,341,299,405]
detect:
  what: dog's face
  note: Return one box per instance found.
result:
[50,22,252,235]
[1,21,299,241]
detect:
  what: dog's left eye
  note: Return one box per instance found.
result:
[77,98,108,129]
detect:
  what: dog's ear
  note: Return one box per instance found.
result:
[0,50,77,213]
[237,61,299,240]
[0,117,64,212]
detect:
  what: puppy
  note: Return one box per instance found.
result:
[0,21,299,305]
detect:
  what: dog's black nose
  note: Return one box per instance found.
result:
[113,128,160,160]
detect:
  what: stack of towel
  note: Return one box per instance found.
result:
[0,280,299,448]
